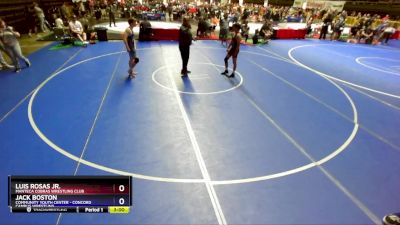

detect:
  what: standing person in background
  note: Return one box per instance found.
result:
[221,23,241,78]
[264,7,271,21]
[123,18,139,79]
[219,14,229,47]
[319,10,332,40]
[305,13,314,37]
[60,2,69,21]
[241,21,249,43]
[196,17,208,37]
[0,19,31,73]
[380,24,396,45]
[94,3,102,21]
[331,10,347,41]
[178,17,193,77]
[167,5,173,21]
[33,2,48,33]
[108,2,117,27]
[78,1,86,18]
[25,5,37,37]
[72,3,80,17]
[87,0,95,15]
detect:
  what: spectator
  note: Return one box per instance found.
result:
[382,14,390,22]
[197,18,208,37]
[139,18,152,41]
[260,20,273,41]
[205,17,213,36]
[47,6,58,28]
[348,20,361,40]
[83,13,97,45]
[358,26,374,44]
[0,19,31,73]
[264,8,272,21]
[252,29,260,45]
[108,2,117,27]
[364,14,373,28]
[60,2,69,21]
[305,13,314,36]
[94,4,102,21]
[79,13,89,33]
[319,10,333,40]
[219,14,229,46]
[211,15,219,31]
[242,9,250,22]
[54,15,64,29]
[167,5,173,21]
[33,2,49,33]
[86,13,96,33]
[25,6,37,38]
[331,10,347,41]
[72,3,80,17]
[78,1,86,17]
[241,21,249,43]
[380,24,397,45]
[69,15,88,44]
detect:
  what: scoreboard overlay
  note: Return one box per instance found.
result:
[8,176,132,213]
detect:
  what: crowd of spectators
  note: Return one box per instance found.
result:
[1,0,399,73]
[13,0,400,45]
[147,2,399,44]
[345,12,398,44]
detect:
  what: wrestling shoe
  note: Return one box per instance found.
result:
[227,72,235,78]
[383,213,400,225]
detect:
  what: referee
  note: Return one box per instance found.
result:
[178,17,193,77]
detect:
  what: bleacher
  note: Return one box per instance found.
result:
[0,0,64,33]
[344,0,400,18]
